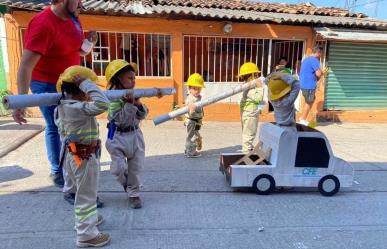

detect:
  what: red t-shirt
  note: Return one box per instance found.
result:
[24,7,84,84]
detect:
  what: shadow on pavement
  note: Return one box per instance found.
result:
[0,119,14,125]
[0,123,43,131]
[0,165,34,183]
[101,145,241,168]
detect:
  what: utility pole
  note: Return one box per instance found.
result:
[344,0,380,18]
[344,0,358,13]
[351,0,358,12]
[374,0,379,17]
[344,0,350,10]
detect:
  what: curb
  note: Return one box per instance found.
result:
[0,126,45,158]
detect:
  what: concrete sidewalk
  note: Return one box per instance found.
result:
[0,120,387,249]
[0,117,44,158]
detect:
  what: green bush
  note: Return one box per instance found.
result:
[0,89,10,116]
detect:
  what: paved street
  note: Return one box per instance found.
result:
[0,119,386,249]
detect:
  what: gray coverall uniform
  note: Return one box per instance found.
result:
[105,99,148,198]
[268,74,300,133]
[184,94,204,156]
[54,80,109,242]
[240,84,264,153]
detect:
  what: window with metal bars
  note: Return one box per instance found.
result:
[271,40,305,76]
[183,36,304,83]
[184,36,270,83]
[20,29,172,78]
[82,31,171,78]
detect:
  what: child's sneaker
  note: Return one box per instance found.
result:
[76,232,111,248]
[298,119,309,126]
[128,197,142,209]
[185,151,202,158]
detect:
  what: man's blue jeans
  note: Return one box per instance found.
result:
[30,80,61,174]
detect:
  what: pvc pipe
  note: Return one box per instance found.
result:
[3,88,176,110]
[153,80,261,125]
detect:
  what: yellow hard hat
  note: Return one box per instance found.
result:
[105,59,138,87]
[129,62,138,74]
[238,62,261,78]
[186,73,205,88]
[57,66,98,93]
[268,78,291,101]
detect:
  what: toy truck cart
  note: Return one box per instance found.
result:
[220,123,354,196]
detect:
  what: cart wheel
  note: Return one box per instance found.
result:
[252,174,275,195]
[318,175,340,197]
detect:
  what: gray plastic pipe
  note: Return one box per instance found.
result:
[3,88,176,110]
[153,79,262,126]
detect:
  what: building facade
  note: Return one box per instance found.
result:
[1,0,387,122]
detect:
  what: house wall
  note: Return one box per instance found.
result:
[4,14,22,95]
[4,10,325,122]
[0,17,9,90]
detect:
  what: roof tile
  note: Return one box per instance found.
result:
[2,0,387,28]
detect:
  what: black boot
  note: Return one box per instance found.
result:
[96,196,104,208]
[63,193,75,205]
[49,172,64,188]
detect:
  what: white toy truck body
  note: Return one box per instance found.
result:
[220,123,354,196]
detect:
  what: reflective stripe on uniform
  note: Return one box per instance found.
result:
[108,100,124,119]
[241,99,262,110]
[95,101,110,110]
[75,204,97,221]
[66,128,100,142]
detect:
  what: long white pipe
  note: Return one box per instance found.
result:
[3,88,176,110]
[153,80,263,125]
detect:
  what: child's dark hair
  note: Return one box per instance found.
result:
[61,81,83,98]
[279,56,288,62]
[109,65,135,90]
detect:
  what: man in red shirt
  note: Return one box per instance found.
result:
[12,0,96,188]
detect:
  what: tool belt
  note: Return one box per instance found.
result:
[116,125,139,132]
[68,140,101,160]
[188,118,202,131]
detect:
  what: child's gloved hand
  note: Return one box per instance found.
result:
[73,75,87,86]
[255,78,263,88]
[156,88,163,98]
[188,103,196,114]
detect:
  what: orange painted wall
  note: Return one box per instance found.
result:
[4,14,23,94]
